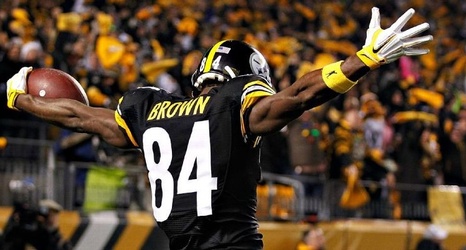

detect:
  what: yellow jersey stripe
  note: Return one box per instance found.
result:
[244,80,275,93]
[241,80,276,112]
[203,40,227,73]
[240,94,265,142]
[241,91,273,112]
[115,110,139,147]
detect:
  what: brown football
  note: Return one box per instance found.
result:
[27,68,89,105]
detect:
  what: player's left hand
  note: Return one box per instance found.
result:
[7,66,32,110]
[357,7,433,69]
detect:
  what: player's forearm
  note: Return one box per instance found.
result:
[15,94,131,148]
[15,94,94,132]
[341,55,371,82]
[295,55,370,108]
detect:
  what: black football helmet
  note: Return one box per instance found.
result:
[191,40,272,90]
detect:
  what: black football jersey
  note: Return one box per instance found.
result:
[115,75,275,249]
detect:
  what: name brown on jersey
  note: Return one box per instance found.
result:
[147,96,211,121]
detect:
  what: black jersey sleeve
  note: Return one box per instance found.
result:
[239,76,276,146]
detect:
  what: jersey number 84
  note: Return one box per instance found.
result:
[143,120,218,222]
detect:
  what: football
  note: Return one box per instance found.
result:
[27,68,89,105]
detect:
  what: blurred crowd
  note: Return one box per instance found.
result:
[0,0,465,218]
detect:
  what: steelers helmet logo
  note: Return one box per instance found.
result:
[250,52,271,84]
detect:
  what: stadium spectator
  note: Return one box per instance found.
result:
[0,38,25,121]
[281,52,331,197]
[0,38,24,86]
[285,108,329,197]
[360,95,399,218]
[326,96,367,218]
[441,107,466,187]
[391,101,441,207]
[439,106,466,209]
[53,129,98,208]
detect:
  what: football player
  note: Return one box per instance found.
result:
[6,7,431,250]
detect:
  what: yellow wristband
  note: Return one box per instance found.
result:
[322,61,357,94]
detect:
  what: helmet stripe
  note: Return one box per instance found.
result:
[203,40,227,73]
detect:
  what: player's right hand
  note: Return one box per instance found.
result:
[7,66,32,110]
[357,7,433,69]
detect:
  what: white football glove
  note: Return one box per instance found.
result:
[356,7,433,69]
[7,66,33,110]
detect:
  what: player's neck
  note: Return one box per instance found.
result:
[199,86,216,96]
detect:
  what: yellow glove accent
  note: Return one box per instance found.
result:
[7,88,26,110]
[7,66,32,110]
[356,29,385,69]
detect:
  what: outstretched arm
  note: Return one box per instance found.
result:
[249,55,367,134]
[14,94,131,148]
[249,7,432,135]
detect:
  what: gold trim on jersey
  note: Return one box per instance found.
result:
[240,80,276,146]
[241,80,275,113]
[147,96,211,121]
[115,109,139,147]
[243,80,275,94]
[203,40,227,73]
